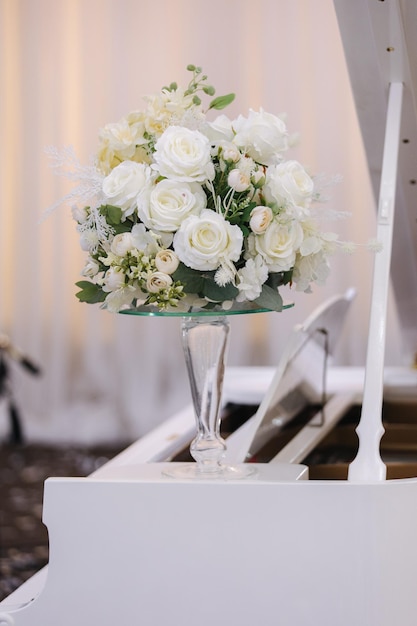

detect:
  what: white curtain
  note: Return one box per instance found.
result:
[0,0,403,444]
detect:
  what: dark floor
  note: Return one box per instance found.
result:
[0,403,257,603]
[0,442,127,602]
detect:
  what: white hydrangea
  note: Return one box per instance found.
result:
[236,256,268,301]
[293,251,330,292]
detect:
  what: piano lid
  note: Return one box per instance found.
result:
[334,0,417,361]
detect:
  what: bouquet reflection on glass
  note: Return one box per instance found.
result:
[48,64,358,478]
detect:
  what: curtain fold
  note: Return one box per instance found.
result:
[0,0,403,444]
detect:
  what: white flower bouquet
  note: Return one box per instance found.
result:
[50,64,348,314]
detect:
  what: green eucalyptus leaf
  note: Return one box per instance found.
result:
[172,264,205,293]
[254,284,283,312]
[75,281,106,304]
[208,93,235,110]
[203,279,239,302]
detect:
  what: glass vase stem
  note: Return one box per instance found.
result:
[182,315,229,474]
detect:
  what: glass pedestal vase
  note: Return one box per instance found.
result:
[165,315,256,479]
[121,303,292,479]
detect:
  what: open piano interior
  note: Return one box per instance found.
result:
[158,286,417,480]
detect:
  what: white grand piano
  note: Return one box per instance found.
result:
[1,1,417,624]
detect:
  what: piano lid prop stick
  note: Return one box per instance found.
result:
[348,81,403,482]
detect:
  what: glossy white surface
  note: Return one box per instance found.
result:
[1,471,417,625]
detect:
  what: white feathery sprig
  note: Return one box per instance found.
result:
[339,241,357,254]
[309,207,351,221]
[366,238,383,253]
[42,146,104,220]
[77,205,115,252]
[312,172,344,204]
[338,238,383,255]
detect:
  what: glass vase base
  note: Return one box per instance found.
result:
[162,463,257,481]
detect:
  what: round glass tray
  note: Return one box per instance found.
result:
[120,302,294,317]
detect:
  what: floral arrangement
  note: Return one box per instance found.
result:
[49,64,352,314]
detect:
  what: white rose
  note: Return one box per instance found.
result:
[81,256,100,277]
[249,206,273,234]
[233,109,288,166]
[110,232,136,256]
[236,256,268,302]
[219,142,241,164]
[251,169,266,188]
[228,169,251,192]
[102,267,126,292]
[173,209,243,271]
[146,271,173,293]
[137,179,206,232]
[153,126,215,183]
[155,249,179,274]
[204,114,234,143]
[249,219,304,272]
[265,160,314,208]
[102,160,154,218]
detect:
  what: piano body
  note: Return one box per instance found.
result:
[1,1,417,624]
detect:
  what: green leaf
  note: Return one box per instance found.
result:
[254,284,283,312]
[203,279,239,302]
[75,281,106,304]
[242,202,257,222]
[281,270,293,285]
[99,204,123,226]
[186,64,196,71]
[208,93,235,110]
[172,264,205,294]
[202,85,215,96]
[193,95,202,106]
[172,264,239,302]
[267,270,293,289]
[111,221,134,235]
